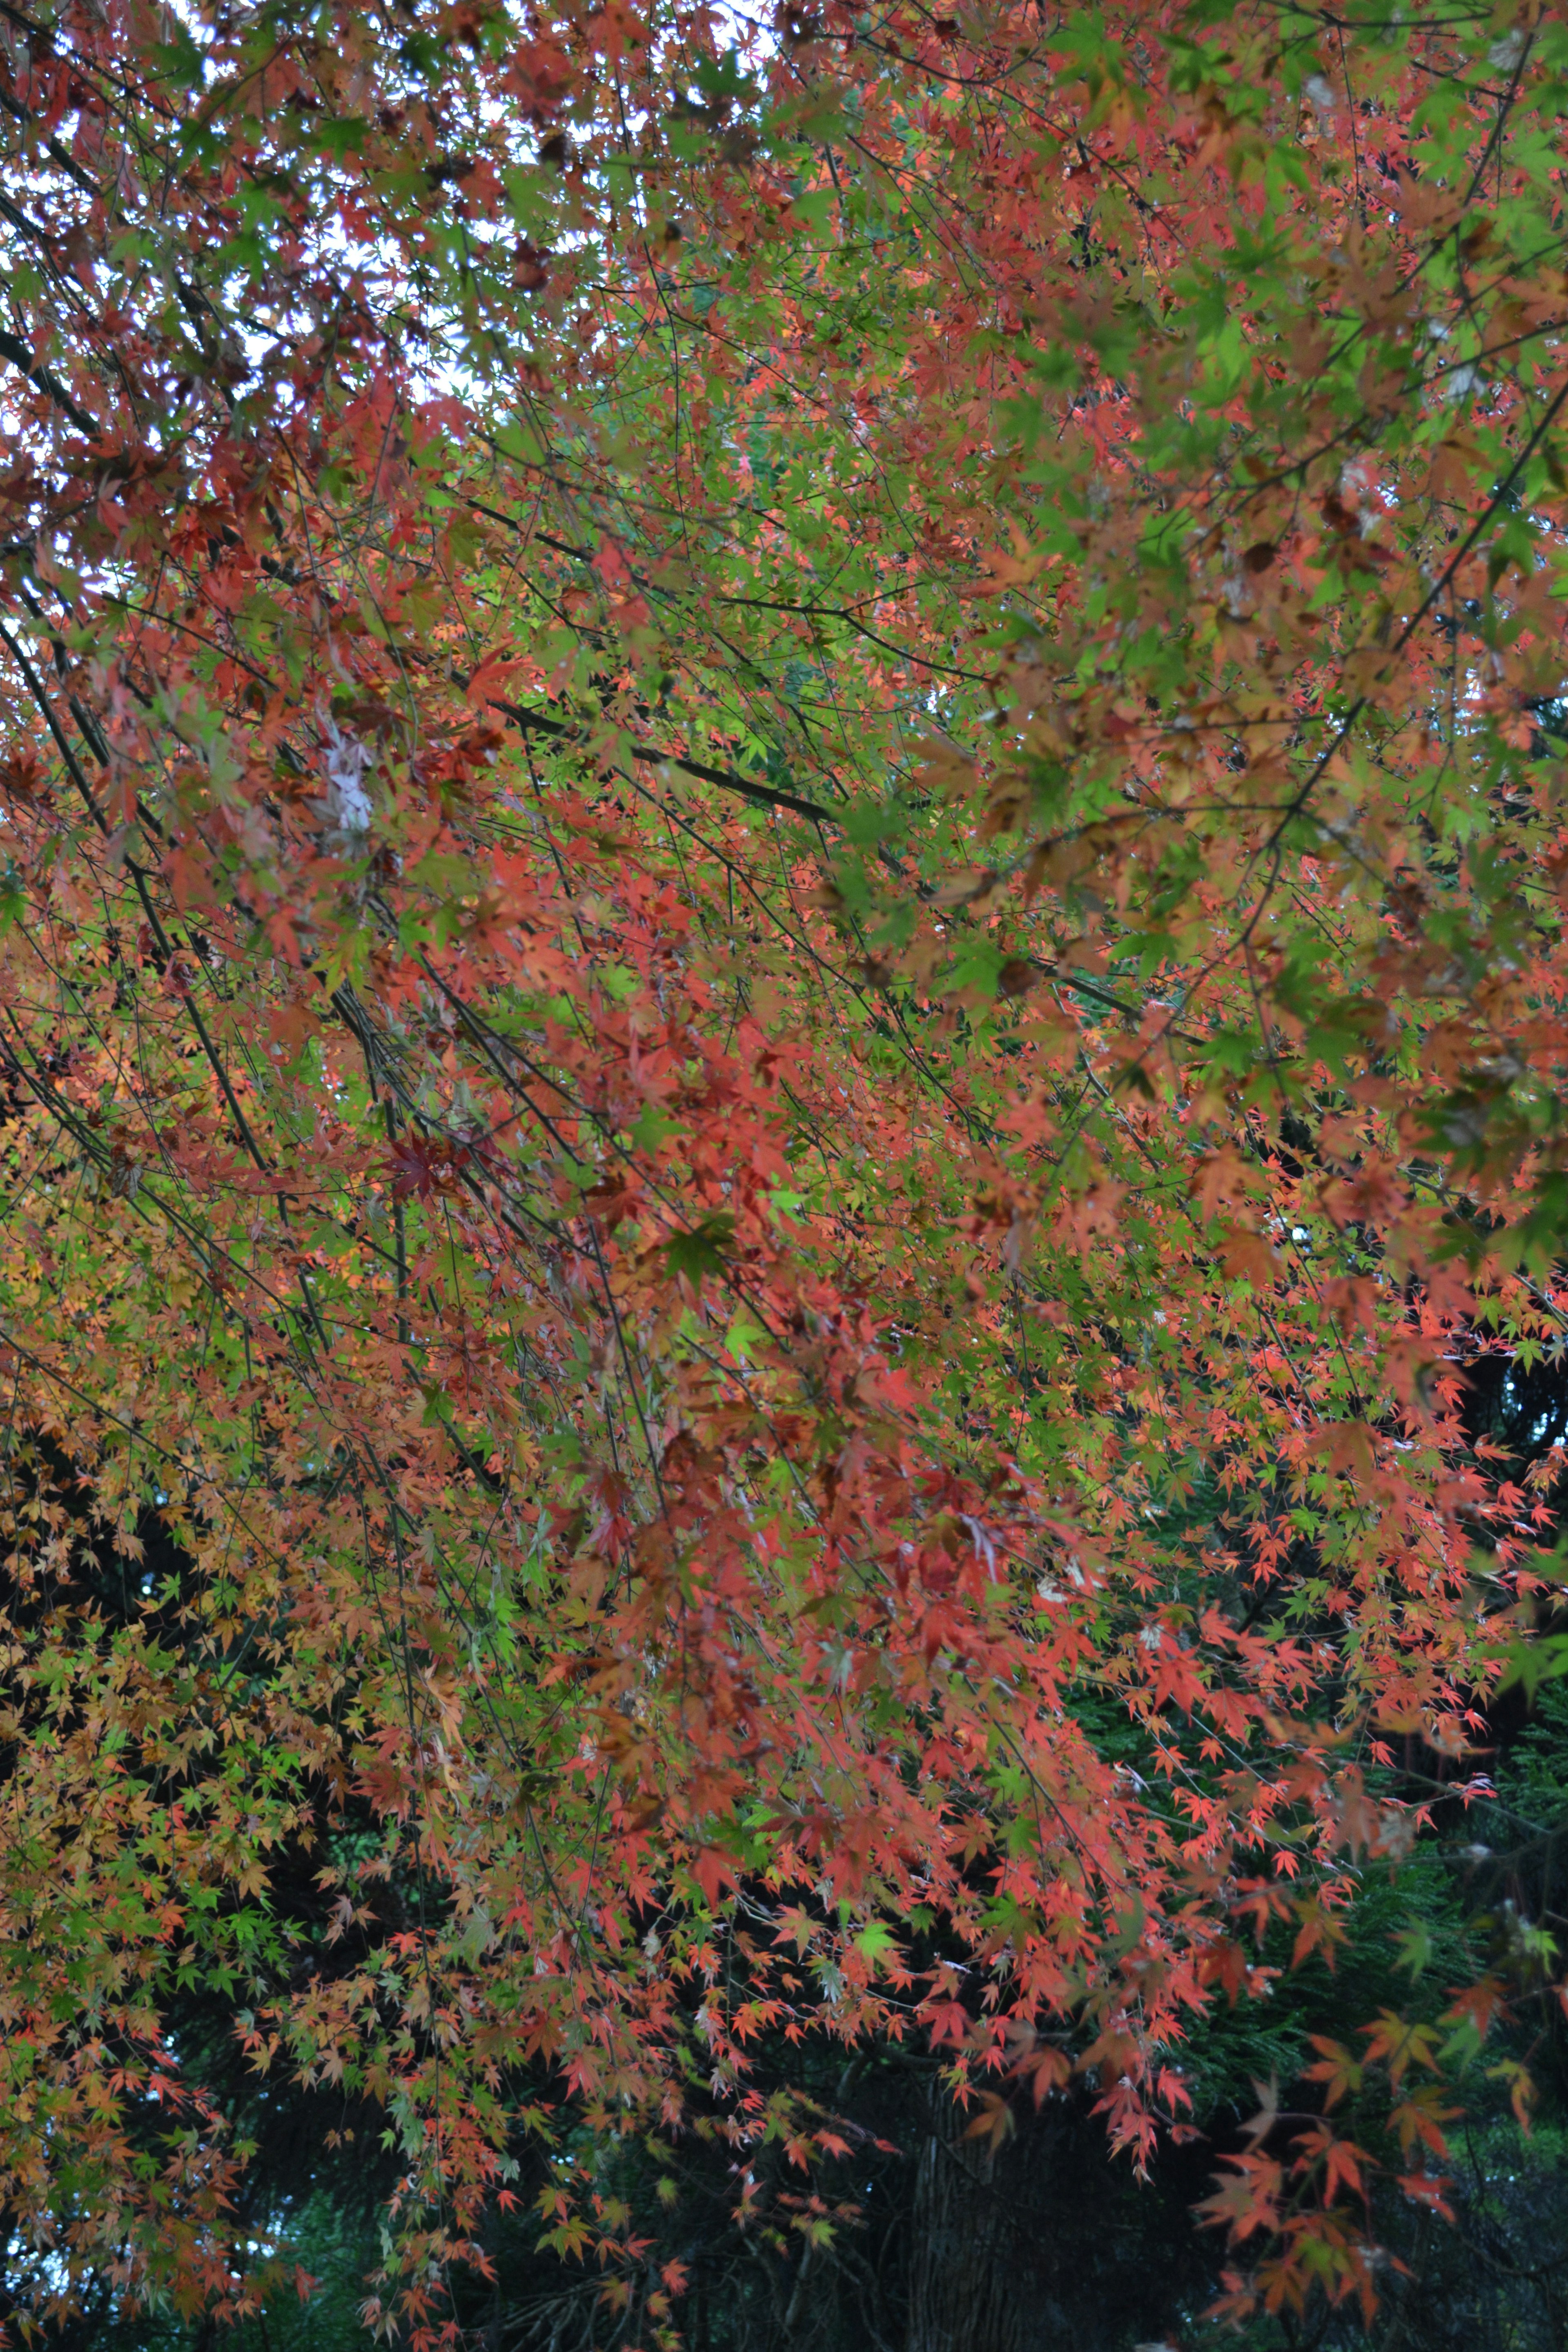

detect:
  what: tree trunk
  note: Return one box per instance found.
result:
[906,2096,1066,2352]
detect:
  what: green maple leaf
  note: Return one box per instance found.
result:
[662,1212,735,1288]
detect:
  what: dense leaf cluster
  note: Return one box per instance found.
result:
[2,0,1568,2341]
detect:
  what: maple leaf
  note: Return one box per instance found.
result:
[386,1135,469,1200]
[662,1212,735,1289]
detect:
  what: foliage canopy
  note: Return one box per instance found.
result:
[2,0,1568,2336]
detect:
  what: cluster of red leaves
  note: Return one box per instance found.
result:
[0,0,1565,2338]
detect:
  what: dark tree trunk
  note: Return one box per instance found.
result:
[906,2096,1067,2352]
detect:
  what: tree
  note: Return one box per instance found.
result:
[1,0,1567,2338]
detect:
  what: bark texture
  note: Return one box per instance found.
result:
[906,2096,1069,2352]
